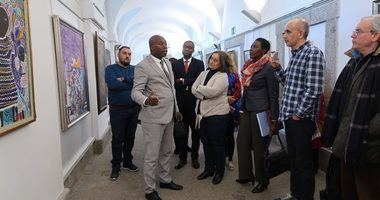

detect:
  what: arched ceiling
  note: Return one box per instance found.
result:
[106,0,224,60]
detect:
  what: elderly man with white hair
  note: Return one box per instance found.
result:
[323,15,380,200]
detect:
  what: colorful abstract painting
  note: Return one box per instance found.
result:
[94,32,107,114]
[52,15,89,131]
[0,0,35,136]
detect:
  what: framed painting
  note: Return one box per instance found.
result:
[373,0,380,14]
[244,50,250,62]
[52,15,90,131]
[105,49,111,67]
[0,1,36,136]
[94,32,107,114]
[227,45,242,73]
[226,50,238,72]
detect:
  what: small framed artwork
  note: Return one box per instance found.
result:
[0,0,36,136]
[52,15,90,131]
[244,50,250,62]
[94,32,107,114]
[373,0,380,14]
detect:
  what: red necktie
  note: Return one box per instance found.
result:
[184,60,189,73]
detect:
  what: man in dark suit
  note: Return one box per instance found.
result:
[172,41,204,169]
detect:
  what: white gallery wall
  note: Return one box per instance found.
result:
[337,0,372,74]
[0,0,64,199]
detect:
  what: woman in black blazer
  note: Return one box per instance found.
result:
[236,38,279,193]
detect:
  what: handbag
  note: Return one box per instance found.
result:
[265,134,290,178]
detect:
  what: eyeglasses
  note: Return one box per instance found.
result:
[352,29,374,36]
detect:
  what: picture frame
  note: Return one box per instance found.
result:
[94,32,107,114]
[105,49,112,67]
[244,50,250,62]
[0,0,36,136]
[52,15,90,131]
[373,0,380,14]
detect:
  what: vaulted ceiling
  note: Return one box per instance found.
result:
[106,0,225,59]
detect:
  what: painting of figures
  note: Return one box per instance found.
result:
[0,0,36,136]
[94,32,107,114]
[52,15,89,131]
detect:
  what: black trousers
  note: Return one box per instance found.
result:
[176,105,200,161]
[237,110,269,185]
[285,118,316,200]
[225,113,235,161]
[200,115,228,175]
[110,106,139,169]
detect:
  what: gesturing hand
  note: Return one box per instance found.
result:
[271,60,282,70]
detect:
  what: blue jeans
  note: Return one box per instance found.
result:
[200,115,228,175]
[110,106,139,169]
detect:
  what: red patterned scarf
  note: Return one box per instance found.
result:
[241,55,271,88]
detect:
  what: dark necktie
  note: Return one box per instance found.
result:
[184,59,189,73]
[160,60,170,79]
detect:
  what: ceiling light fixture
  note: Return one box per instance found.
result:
[241,9,261,24]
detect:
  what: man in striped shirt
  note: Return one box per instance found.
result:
[272,18,325,200]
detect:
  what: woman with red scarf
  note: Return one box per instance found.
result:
[236,38,279,193]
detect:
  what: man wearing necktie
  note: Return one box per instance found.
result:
[172,41,205,170]
[132,35,183,200]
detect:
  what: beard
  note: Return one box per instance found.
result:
[120,59,130,66]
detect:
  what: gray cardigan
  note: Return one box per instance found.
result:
[192,70,230,128]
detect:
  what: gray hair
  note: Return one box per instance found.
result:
[362,15,380,33]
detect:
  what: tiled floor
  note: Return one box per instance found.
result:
[66,125,325,200]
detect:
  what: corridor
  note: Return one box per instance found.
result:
[66,126,325,200]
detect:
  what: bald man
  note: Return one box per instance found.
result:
[272,18,325,200]
[132,35,183,200]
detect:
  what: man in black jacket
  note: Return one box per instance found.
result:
[172,41,204,169]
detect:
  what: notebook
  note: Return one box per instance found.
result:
[256,111,270,137]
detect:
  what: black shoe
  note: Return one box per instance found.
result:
[109,168,120,181]
[122,162,139,172]
[159,181,183,190]
[174,160,187,169]
[191,158,200,169]
[186,146,192,152]
[251,183,268,193]
[145,190,161,200]
[212,173,223,184]
[235,178,254,184]
[197,171,214,180]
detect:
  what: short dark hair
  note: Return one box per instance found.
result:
[118,45,130,53]
[208,51,229,73]
[255,38,271,54]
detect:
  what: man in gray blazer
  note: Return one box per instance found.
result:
[132,35,183,200]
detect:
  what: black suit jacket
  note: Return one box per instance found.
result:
[242,61,279,119]
[172,57,204,110]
